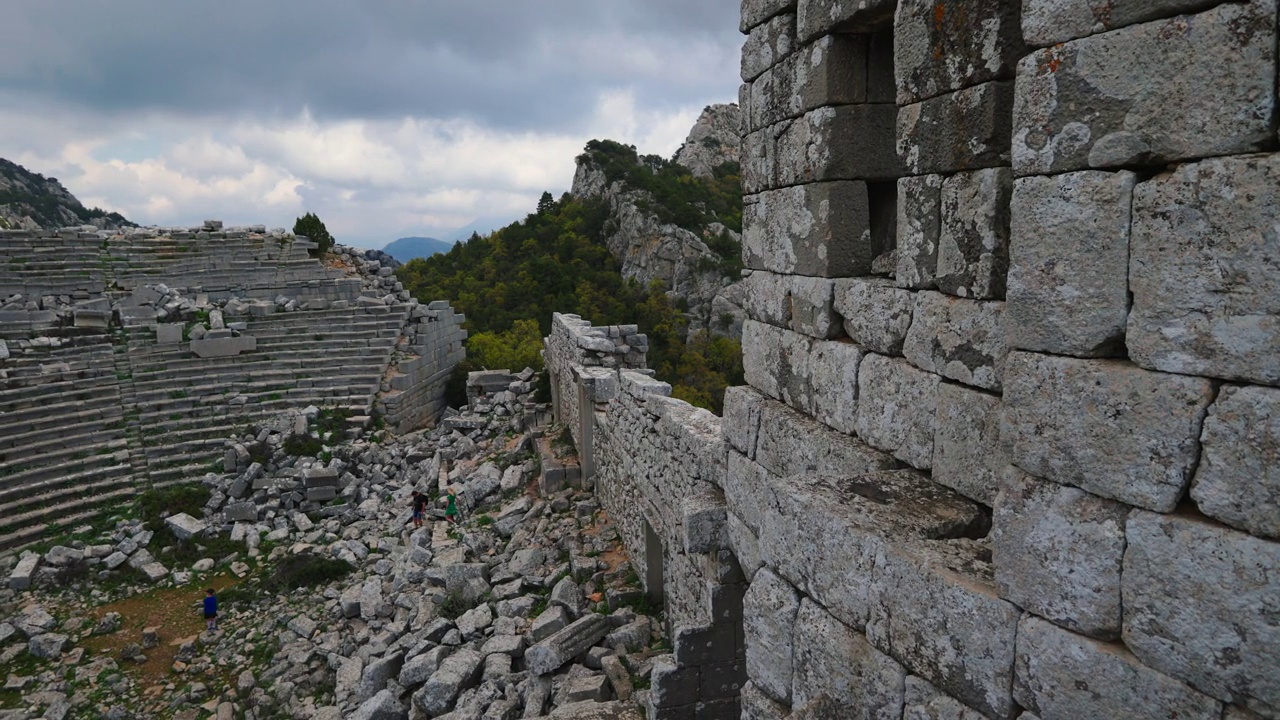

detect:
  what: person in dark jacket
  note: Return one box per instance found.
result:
[203,588,218,632]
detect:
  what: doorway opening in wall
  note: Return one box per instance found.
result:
[643,518,664,605]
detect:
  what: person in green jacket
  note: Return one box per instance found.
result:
[445,489,459,525]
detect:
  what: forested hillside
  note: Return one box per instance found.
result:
[0,158,133,231]
[397,139,745,413]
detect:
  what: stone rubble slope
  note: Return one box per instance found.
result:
[0,382,663,720]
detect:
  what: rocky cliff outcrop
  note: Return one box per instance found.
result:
[570,105,745,338]
[0,158,133,231]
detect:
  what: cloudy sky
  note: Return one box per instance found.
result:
[0,1,742,247]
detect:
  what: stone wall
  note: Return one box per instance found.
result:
[378,300,468,434]
[545,313,745,720]
[730,1,1279,719]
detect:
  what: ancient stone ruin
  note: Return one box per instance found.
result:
[0,222,465,549]
[548,1,1279,719]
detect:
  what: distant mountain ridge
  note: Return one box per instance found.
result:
[382,236,455,262]
[0,158,134,231]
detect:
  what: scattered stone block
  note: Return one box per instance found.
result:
[1128,153,1280,385]
[9,554,40,590]
[27,633,69,659]
[1007,170,1136,357]
[1124,511,1280,716]
[1191,385,1280,539]
[156,323,184,344]
[1012,3,1276,175]
[1004,352,1215,512]
[1015,615,1222,720]
[993,469,1128,639]
[413,648,483,716]
[525,614,611,676]
[164,513,207,541]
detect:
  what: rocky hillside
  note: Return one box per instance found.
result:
[571,104,746,338]
[0,159,133,232]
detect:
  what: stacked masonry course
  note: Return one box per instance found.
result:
[0,222,465,550]
[728,1,1280,719]
[545,314,745,720]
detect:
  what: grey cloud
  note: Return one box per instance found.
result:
[0,1,741,130]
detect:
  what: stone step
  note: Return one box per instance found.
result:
[0,508,106,552]
[0,377,122,411]
[0,393,123,426]
[0,469,135,528]
[0,409,126,451]
[0,443,130,490]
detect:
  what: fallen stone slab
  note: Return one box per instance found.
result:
[165,513,207,541]
[413,648,483,716]
[9,554,39,590]
[526,614,611,676]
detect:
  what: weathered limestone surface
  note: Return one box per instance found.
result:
[1015,616,1222,720]
[834,278,915,356]
[902,291,1007,391]
[1191,385,1280,540]
[893,0,1023,104]
[1004,352,1214,512]
[797,0,897,40]
[744,183,874,277]
[775,105,903,185]
[742,0,798,33]
[1127,153,1280,386]
[1012,2,1277,175]
[742,13,796,81]
[754,399,897,480]
[936,168,1012,300]
[1123,512,1280,717]
[993,470,1128,639]
[792,599,905,718]
[743,568,800,703]
[854,353,940,470]
[895,173,943,290]
[931,383,1006,506]
[1006,170,1135,357]
[1021,0,1220,46]
[898,81,1015,175]
[902,676,987,720]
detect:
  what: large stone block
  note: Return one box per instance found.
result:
[1021,0,1220,46]
[743,320,812,411]
[1006,170,1136,357]
[931,382,1006,506]
[792,34,880,113]
[993,470,1128,639]
[723,385,767,458]
[1127,153,1280,385]
[894,0,1023,104]
[743,182,875,277]
[742,272,840,339]
[776,105,903,186]
[798,0,897,40]
[808,339,862,435]
[903,291,1007,391]
[744,568,801,703]
[895,174,944,290]
[902,676,988,720]
[1191,385,1280,540]
[755,399,897,480]
[854,354,941,470]
[937,168,1012,300]
[1004,352,1215,512]
[792,599,905,718]
[1015,616,1222,720]
[742,681,790,720]
[834,278,915,356]
[1123,512,1280,717]
[742,12,796,81]
[898,81,1014,175]
[742,0,798,33]
[1012,2,1276,175]
[869,551,1021,719]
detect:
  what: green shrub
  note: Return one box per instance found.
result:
[293,212,335,256]
[437,592,470,620]
[283,434,323,458]
[263,553,354,593]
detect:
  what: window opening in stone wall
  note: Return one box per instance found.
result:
[643,518,665,604]
[867,180,899,274]
[859,24,901,275]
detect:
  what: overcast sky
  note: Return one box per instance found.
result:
[0,1,742,247]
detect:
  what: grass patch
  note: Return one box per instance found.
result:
[136,485,211,532]
[283,434,322,458]
[262,553,354,593]
[436,592,469,620]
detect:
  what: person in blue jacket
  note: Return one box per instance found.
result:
[203,588,218,632]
